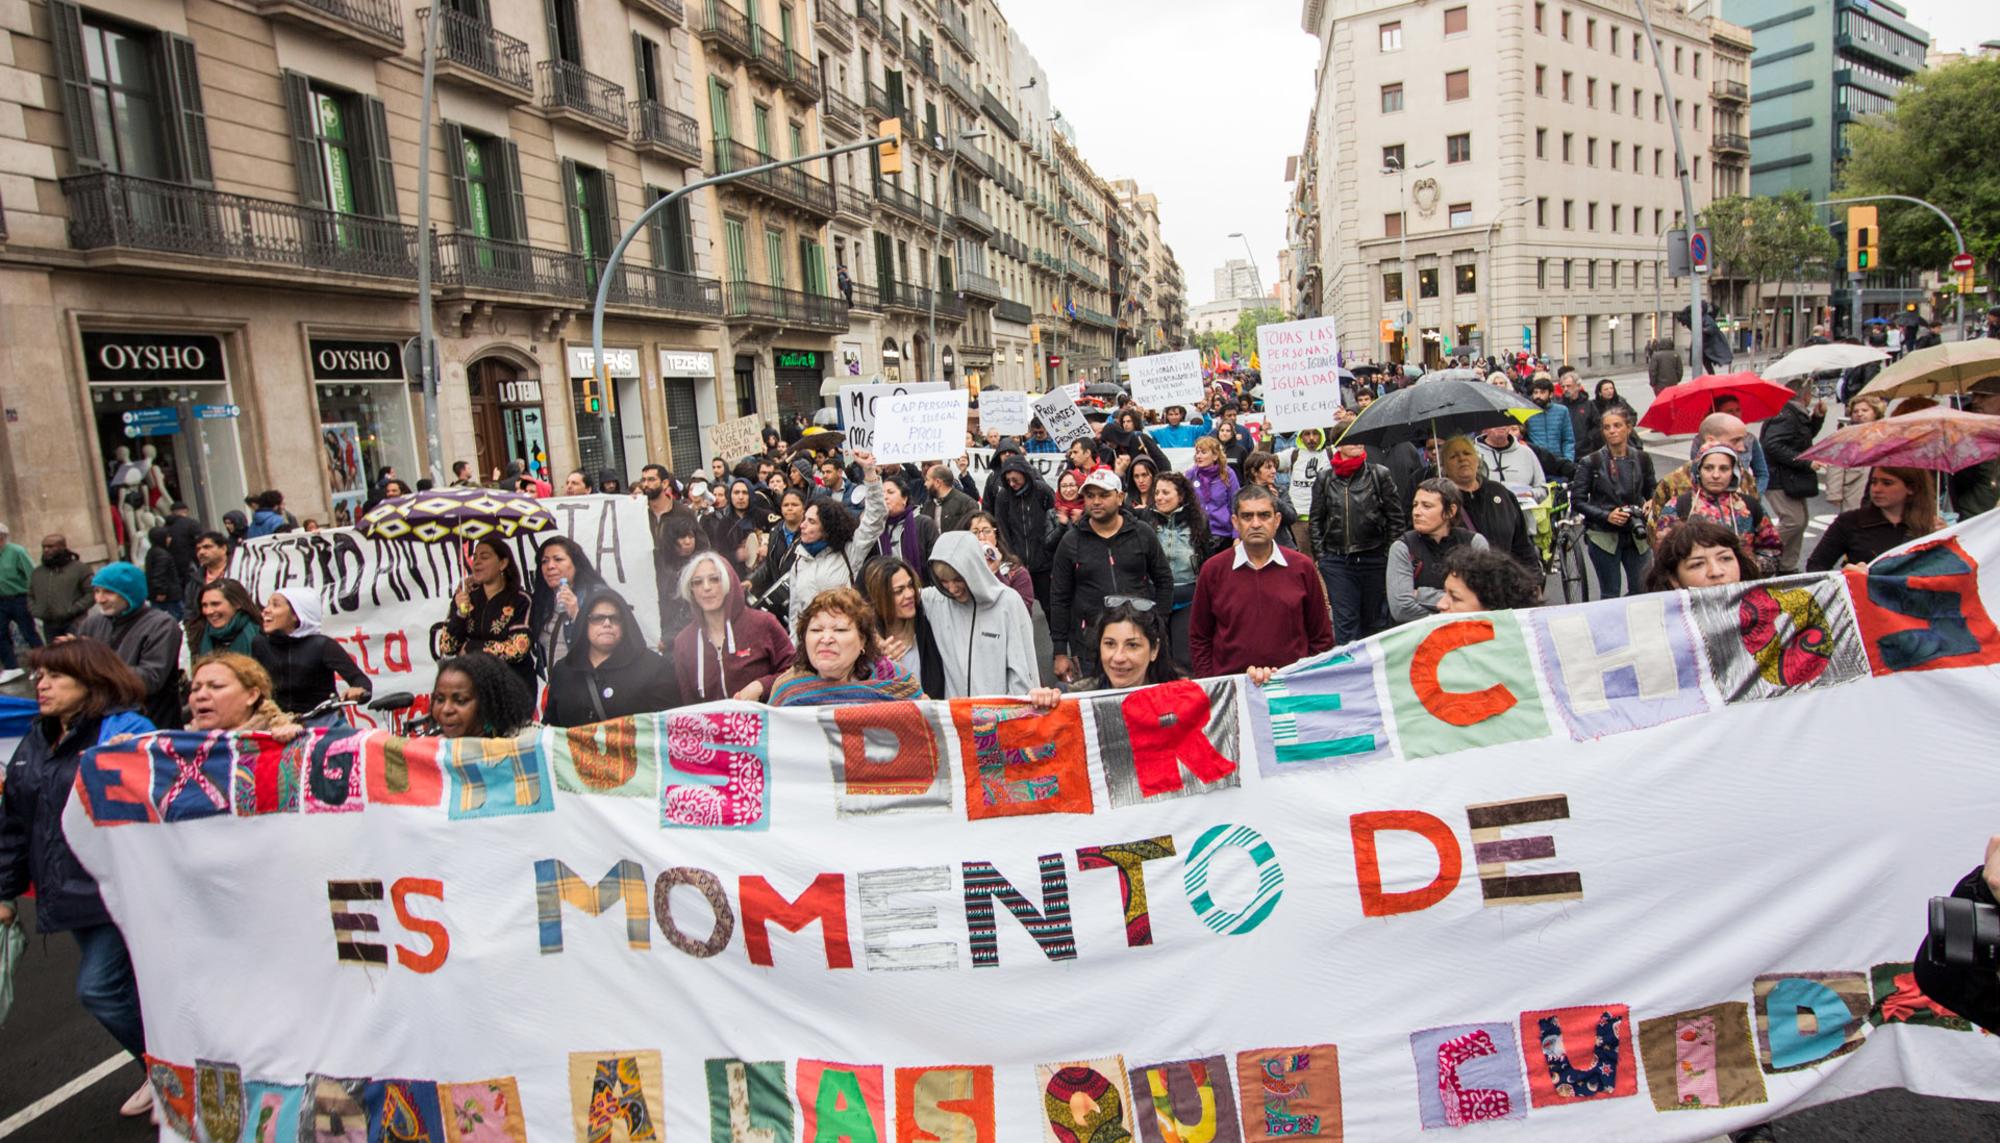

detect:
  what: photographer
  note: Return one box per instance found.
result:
[1572,404,1655,598]
[1915,834,2000,1035]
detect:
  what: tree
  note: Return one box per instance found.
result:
[1840,58,2000,290]
[1698,192,1836,349]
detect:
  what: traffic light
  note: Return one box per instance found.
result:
[1846,205,1878,274]
[877,117,903,176]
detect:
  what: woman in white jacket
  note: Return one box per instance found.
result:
[921,531,1038,698]
[777,451,885,628]
[1278,427,1331,552]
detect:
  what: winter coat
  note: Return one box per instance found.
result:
[1311,463,1406,557]
[777,478,886,628]
[920,532,1038,698]
[1458,479,1541,573]
[247,507,288,537]
[144,544,182,606]
[29,554,93,627]
[545,590,681,727]
[1049,516,1175,656]
[672,558,796,704]
[1760,401,1826,499]
[1139,504,1217,590]
[1807,505,1918,571]
[1656,485,1784,571]
[194,611,263,658]
[1474,438,1548,501]
[923,485,980,536]
[1573,447,1659,537]
[0,709,156,932]
[73,603,184,729]
[875,509,940,572]
[1186,462,1240,540]
[1522,405,1576,462]
[1387,529,1489,622]
[253,630,371,715]
[1648,347,1682,394]
[989,457,1060,575]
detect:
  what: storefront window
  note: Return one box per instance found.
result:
[316,385,418,524]
[82,331,246,554]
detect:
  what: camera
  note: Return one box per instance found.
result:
[1620,506,1648,540]
[1928,896,2000,972]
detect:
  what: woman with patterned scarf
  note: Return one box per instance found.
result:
[769,587,922,707]
[1653,443,1783,575]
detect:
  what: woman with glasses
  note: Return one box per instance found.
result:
[543,588,680,727]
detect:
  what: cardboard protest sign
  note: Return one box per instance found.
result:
[978,390,1032,437]
[1033,389,1095,448]
[965,447,1193,487]
[77,517,2000,1142]
[1258,315,1344,432]
[874,389,970,465]
[1126,350,1204,410]
[707,414,764,465]
[841,382,950,452]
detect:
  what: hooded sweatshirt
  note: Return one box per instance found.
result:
[546,588,681,725]
[988,456,1059,574]
[671,553,797,704]
[252,587,371,714]
[920,532,1038,698]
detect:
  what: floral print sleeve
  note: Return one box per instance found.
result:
[474,592,534,665]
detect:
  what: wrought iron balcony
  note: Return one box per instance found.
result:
[1711,78,1748,104]
[822,87,862,137]
[873,179,951,231]
[601,262,725,317]
[995,299,1032,324]
[845,282,881,312]
[880,20,901,55]
[954,198,994,237]
[865,82,898,120]
[420,8,532,102]
[938,2,971,52]
[940,57,979,111]
[906,35,936,80]
[253,0,403,56]
[62,172,418,281]
[958,268,1002,302]
[714,138,836,217]
[855,0,882,36]
[1075,306,1115,329]
[726,281,849,330]
[835,183,871,222]
[632,100,702,165]
[880,281,965,322]
[629,0,684,27]
[539,60,627,135]
[814,0,853,49]
[1711,131,1749,156]
[434,231,584,298]
[774,43,820,102]
[694,0,756,63]
[748,27,789,85]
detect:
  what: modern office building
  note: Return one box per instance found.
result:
[1212,257,1262,303]
[1296,0,1751,369]
[0,0,1172,554]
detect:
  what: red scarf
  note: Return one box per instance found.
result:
[1331,452,1366,478]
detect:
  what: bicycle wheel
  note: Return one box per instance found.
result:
[1557,529,1592,604]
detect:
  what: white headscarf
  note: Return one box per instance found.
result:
[271,588,325,637]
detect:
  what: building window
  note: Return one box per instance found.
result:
[284,74,396,219]
[1586,137,1597,165]
[1654,148,1663,175]
[1587,202,1597,229]
[1383,270,1403,302]
[1633,33,1641,61]
[1455,263,1477,294]
[1537,258,1548,289]
[1446,133,1471,163]
[1447,202,1472,228]
[1535,65,1546,95]
[1560,10,1571,40]
[1535,196,1548,226]
[1694,104,1703,129]
[1694,51,1703,78]
[1633,88,1642,117]
[1586,77,1597,107]
[1383,211,1403,238]
[1610,202,1620,232]
[1562,199,1573,228]
[1445,70,1469,102]
[1561,70,1572,101]
[1443,6,1467,36]
[1654,94,1663,121]
[1382,143,1404,169]
[1535,128,1547,158]
[1562,259,1572,288]
[1610,26,1619,54]
[1534,2,1545,33]
[1654,208,1663,233]
[1381,83,1404,113]
[72,13,174,177]
[1379,21,1402,51]
[1674,45,1683,73]
[1561,132,1572,162]
[1418,267,1439,297]
[1587,260,1597,289]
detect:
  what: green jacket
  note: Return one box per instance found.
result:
[0,542,30,596]
[29,557,93,625]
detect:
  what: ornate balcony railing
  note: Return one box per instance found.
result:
[822,87,862,136]
[1711,78,1748,103]
[714,138,836,217]
[844,282,881,311]
[602,262,725,316]
[939,57,979,110]
[253,0,403,52]
[63,171,418,280]
[814,0,853,47]
[420,8,532,97]
[694,0,756,61]
[994,299,1032,324]
[435,231,584,297]
[725,281,849,330]
[1712,131,1749,155]
[880,280,965,320]
[632,100,702,164]
[954,198,994,236]
[539,59,628,133]
[958,268,1002,302]
[835,183,871,221]
[938,2,971,52]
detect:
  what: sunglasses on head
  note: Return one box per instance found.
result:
[1103,596,1157,612]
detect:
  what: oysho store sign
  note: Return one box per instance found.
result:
[82,332,226,383]
[567,346,641,379]
[309,339,404,382]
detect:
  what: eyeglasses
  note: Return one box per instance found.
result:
[587,613,623,626]
[1103,596,1157,612]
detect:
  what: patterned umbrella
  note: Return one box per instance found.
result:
[1858,340,2000,401]
[1799,406,2000,474]
[359,488,556,544]
[1638,372,1795,435]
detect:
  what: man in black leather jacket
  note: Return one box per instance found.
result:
[1311,444,1406,643]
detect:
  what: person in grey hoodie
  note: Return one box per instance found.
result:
[921,531,1037,698]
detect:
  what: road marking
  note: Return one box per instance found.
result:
[0,1052,133,1138]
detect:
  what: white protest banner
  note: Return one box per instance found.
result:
[708,413,765,464]
[841,381,950,452]
[1125,349,1204,410]
[227,495,661,706]
[874,388,970,465]
[1258,315,1344,432]
[67,517,2000,1141]
[1033,388,1095,447]
[964,447,1195,488]
[978,390,1032,437]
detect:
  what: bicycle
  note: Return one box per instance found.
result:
[1533,481,1592,605]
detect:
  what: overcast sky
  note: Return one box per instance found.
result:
[998,0,1995,308]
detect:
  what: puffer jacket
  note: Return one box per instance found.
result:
[0,709,156,932]
[920,532,1038,698]
[1186,462,1240,540]
[1310,462,1406,556]
[777,478,885,628]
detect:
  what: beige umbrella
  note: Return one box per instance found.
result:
[1859,340,2000,401]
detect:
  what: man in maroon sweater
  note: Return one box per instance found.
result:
[1189,484,1335,683]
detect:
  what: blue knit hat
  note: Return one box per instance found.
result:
[91,561,147,611]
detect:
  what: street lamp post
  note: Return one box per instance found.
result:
[1480,196,1534,361]
[1380,156,1433,368]
[1634,0,1705,377]
[413,1,443,484]
[930,128,988,383]
[1226,231,1263,299]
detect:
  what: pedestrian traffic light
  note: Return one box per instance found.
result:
[877,118,903,176]
[1847,205,1878,274]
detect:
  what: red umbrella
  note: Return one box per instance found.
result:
[1638,372,1796,435]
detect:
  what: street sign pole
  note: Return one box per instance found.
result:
[1850,273,1863,344]
[1636,0,1705,376]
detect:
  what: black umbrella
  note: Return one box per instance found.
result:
[1334,379,1539,446]
[1081,382,1126,399]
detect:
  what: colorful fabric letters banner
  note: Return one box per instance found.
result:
[68,519,2000,1141]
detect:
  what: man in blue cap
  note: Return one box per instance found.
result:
[70,561,184,728]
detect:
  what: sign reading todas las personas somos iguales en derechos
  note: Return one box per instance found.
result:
[68,521,2000,1141]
